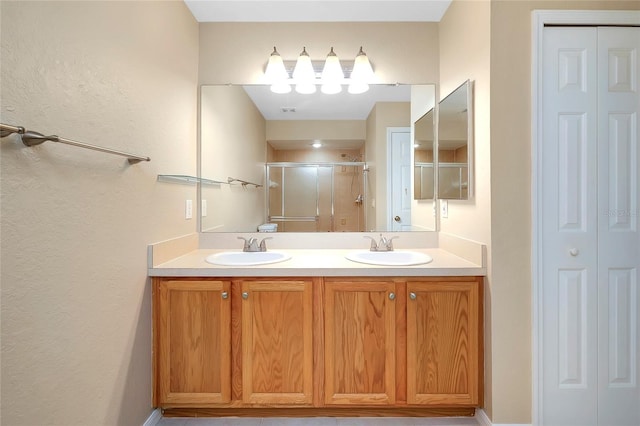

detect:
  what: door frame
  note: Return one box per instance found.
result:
[531,10,640,426]
[386,127,412,231]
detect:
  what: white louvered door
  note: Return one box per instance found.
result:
[541,26,639,426]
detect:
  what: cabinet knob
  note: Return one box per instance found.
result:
[409,292,417,300]
[569,248,579,257]
[389,292,396,300]
[394,215,401,222]
[221,291,229,299]
[242,292,249,300]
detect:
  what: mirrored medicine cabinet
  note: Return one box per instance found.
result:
[436,80,473,200]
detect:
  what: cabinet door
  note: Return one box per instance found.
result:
[241,279,313,405]
[406,279,481,405]
[324,279,396,405]
[156,279,231,405]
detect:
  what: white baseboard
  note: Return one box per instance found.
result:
[142,408,162,426]
[476,409,492,426]
[475,409,532,426]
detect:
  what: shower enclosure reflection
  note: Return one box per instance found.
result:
[267,141,366,231]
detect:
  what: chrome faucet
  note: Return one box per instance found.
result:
[364,234,398,252]
[238,236,272,252]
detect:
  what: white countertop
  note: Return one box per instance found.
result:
[148,248,485,277]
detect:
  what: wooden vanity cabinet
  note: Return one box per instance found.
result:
[237,278,315,405]
[154,279,232,406]
[153,277,316,408]
[154,275,483,413]
[323,278,397,405]
[405,277,482,406]
[322,277,483,408]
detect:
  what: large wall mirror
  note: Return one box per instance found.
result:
[437,80,473,200]
[199,83,436,233]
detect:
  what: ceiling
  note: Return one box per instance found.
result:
[243,84,412,121]
[184,0,452,23]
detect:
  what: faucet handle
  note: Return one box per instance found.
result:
[238,236,259,252]
[237,236,251,251]
[259,237,272,252]
[385,236,399,251]
[364,236,378,251]
[377,234,398,251]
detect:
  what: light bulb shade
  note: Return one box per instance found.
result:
[350,46,374,82]
[295,82,317,94]
[270,82,292,94]
[292,47,315,83]
[264,47,289,82]
[321,47,344,84]
[348,81,370,94]
[321,83,342,94]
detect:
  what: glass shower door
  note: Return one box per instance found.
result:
[267,164,333,232]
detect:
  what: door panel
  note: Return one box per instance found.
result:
[241,279,314,405]
[406,280,480,405]
[324,280,396,405]
[389,128,412,231]
[542,27,599,426]
[541,26,640,426]
[157,280,231,405]
[596,27,640,426]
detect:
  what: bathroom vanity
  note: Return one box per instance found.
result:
[148,233,485,418]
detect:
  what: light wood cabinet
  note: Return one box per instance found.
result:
[154,279,231,405]
[406,277,482,406]
[323,279,397,405]
[153,275,483,415]
[238,278,314,405]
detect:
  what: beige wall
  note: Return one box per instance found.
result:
[0,1,199,425]
[199,22,439,85]
[485,0,639,424]
[267,120,366,141]
[201,85,266,232]
[438,0,494,420]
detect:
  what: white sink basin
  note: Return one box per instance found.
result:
[205,251,291,266]
[345,250,433,266]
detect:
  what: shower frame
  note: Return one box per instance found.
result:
[266,161,367,232]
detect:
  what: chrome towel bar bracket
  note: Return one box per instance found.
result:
[1,123,150,164]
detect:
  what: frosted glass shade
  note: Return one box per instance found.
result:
[270,82,292,94]
[264,47,288,82]
[292,47,315,82]
[350,47,374,82]
[295,82,317,94]
[348,81,369,94]
[321,48,344,83]
[321,83,342,94]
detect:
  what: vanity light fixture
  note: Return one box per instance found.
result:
[292,47,317,94]
[265,47,291,94]
[321,47,344,94]
[264,46,375,94]
[348,46,374,94]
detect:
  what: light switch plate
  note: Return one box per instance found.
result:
[440,200,449,218]
[185,199,193,219]
[201,199,207,217]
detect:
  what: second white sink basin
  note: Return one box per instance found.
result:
[345,250,433,266]
[205,251,291,266]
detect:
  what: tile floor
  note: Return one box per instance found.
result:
[157,416,480,426]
